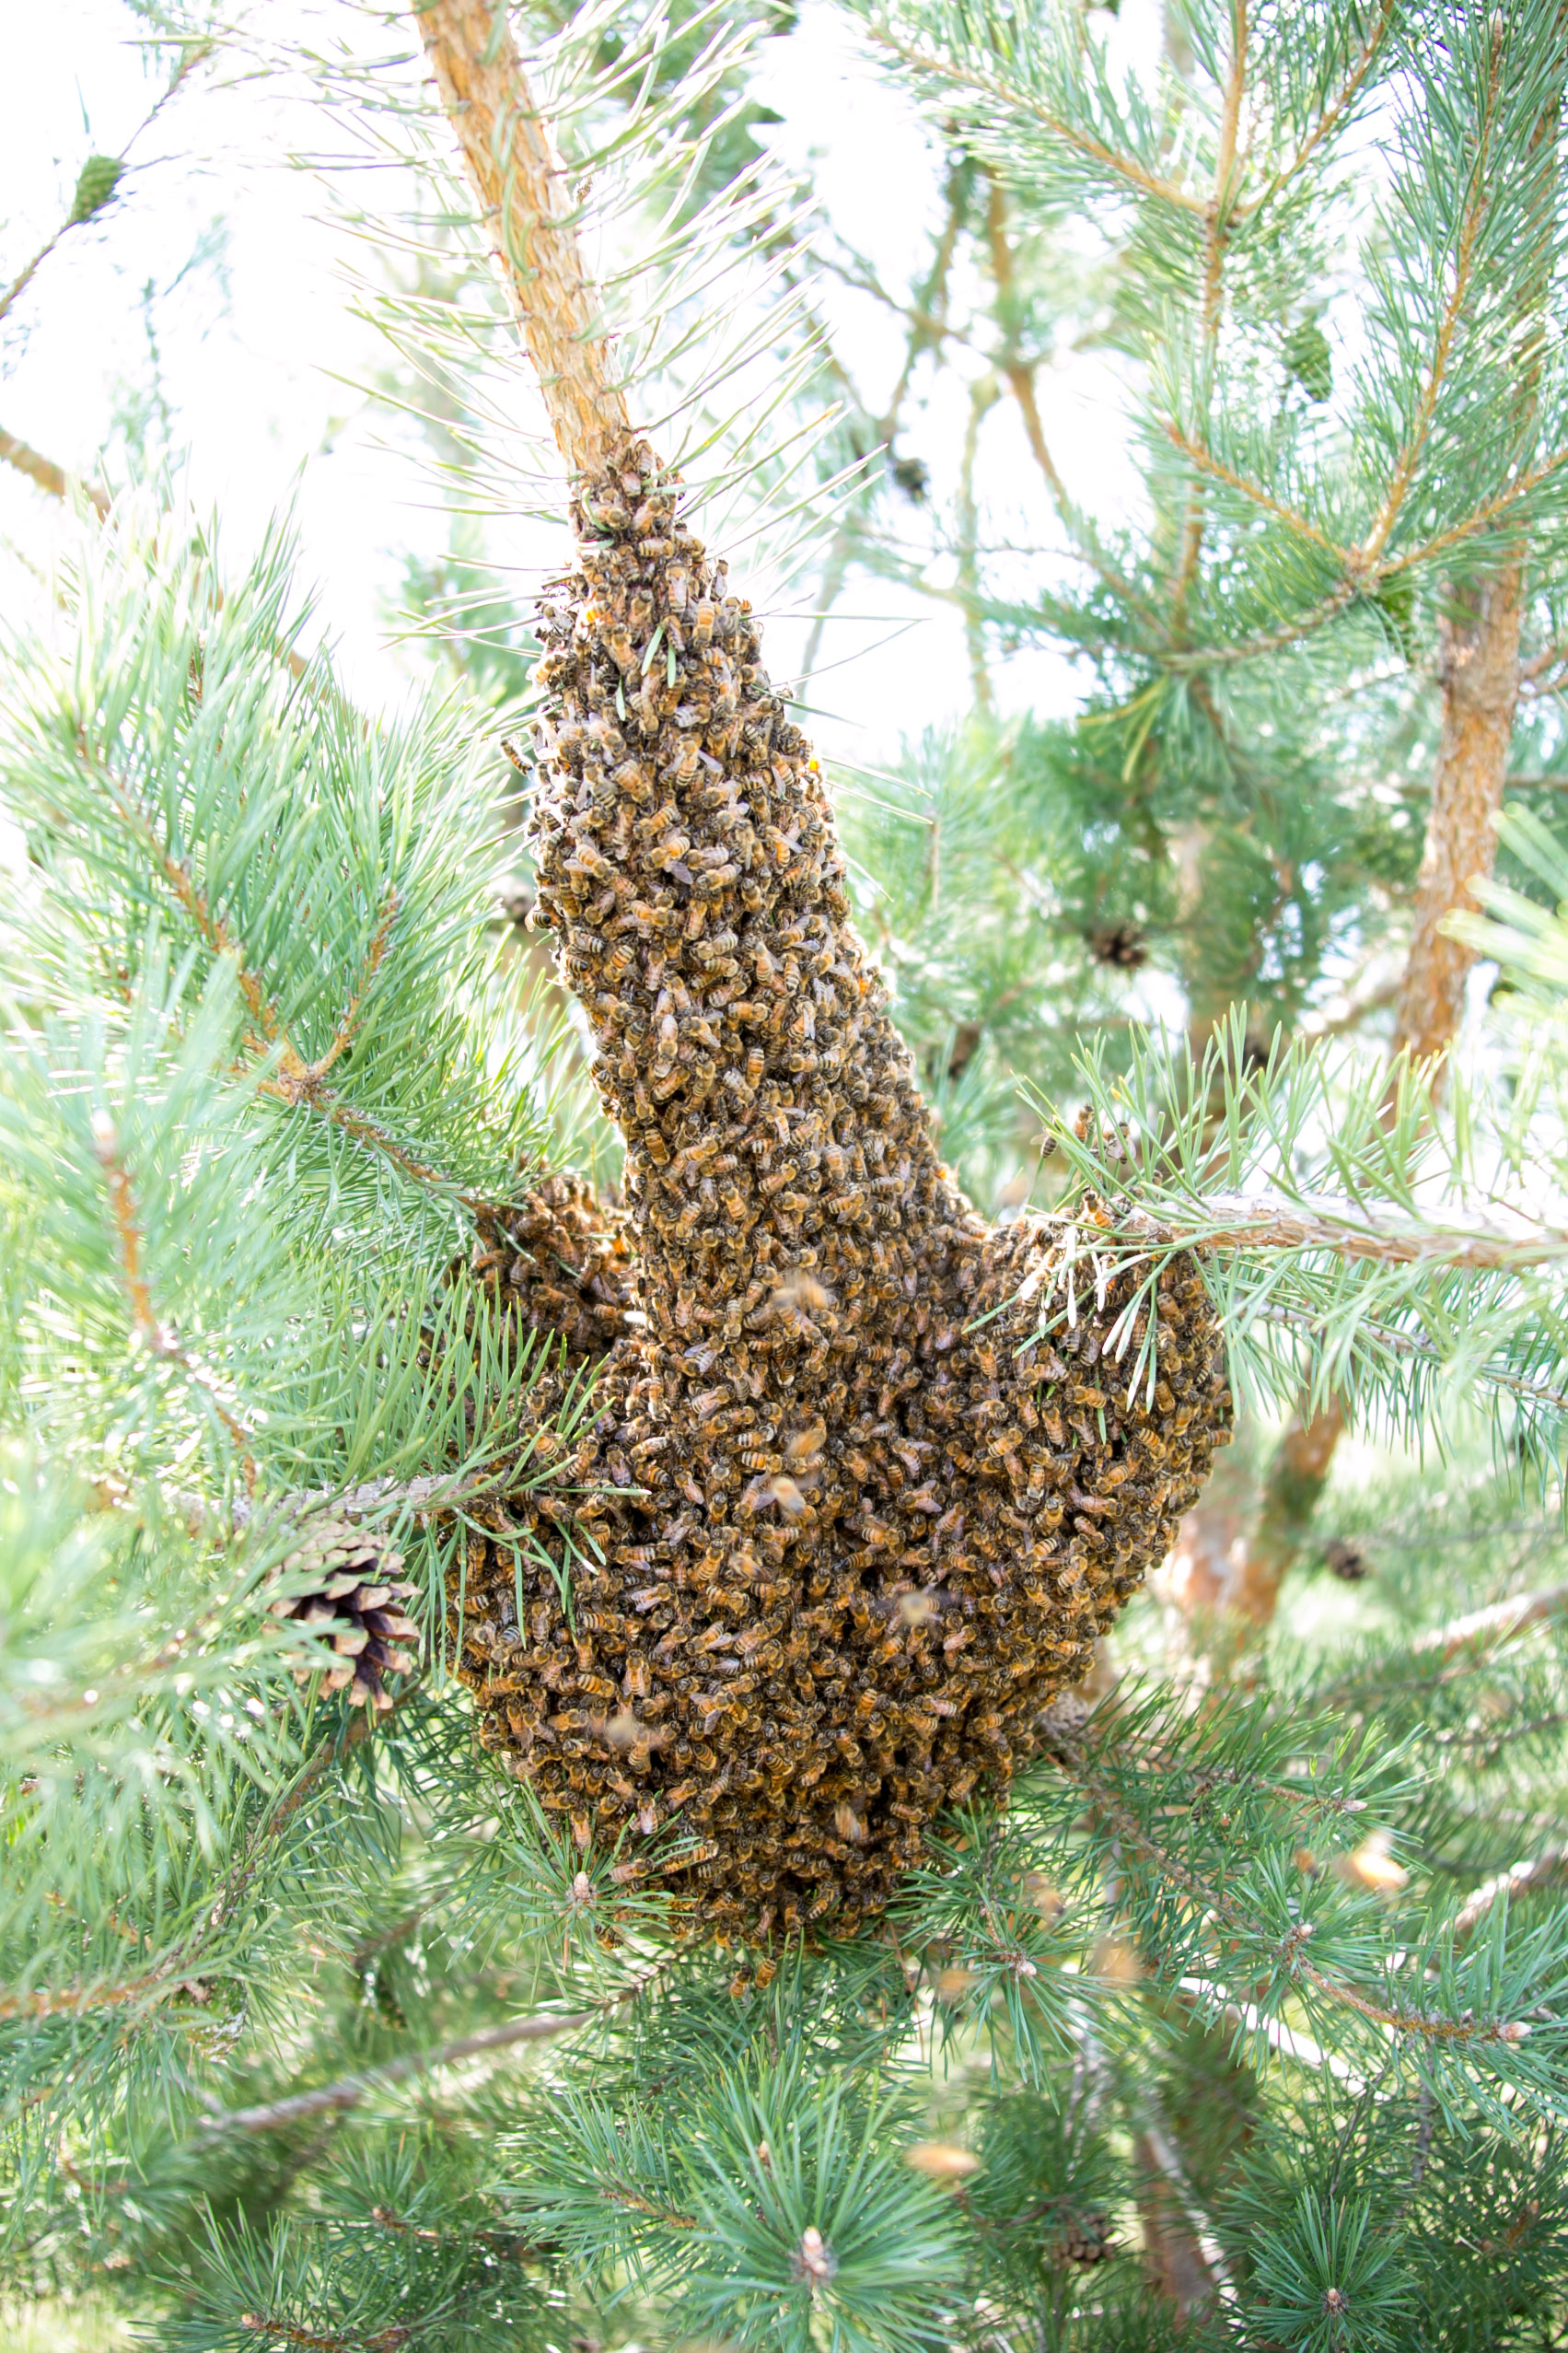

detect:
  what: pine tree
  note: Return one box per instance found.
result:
[4,5,1568,2350]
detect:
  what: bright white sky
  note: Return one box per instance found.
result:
[0,0,1160,763]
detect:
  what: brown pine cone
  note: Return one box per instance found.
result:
[271,1521,420,1712]
[1054,2204,1116,2266]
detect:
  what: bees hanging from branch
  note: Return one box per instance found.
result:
[446,438,1232,1942]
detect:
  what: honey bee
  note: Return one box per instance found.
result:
[454,454,1230,1940]
[772,1269,833,1317]
[784,1416,826,1467]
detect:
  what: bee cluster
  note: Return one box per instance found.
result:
[468,1172,633,1371]
[450,440,1231,1939]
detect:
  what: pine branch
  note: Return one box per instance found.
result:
[0,424,110,517]
[865,23,1206,215]
[1411,1582,1568,1662]
[1238,0,1398,214]
[1068,1741,1538,2052]
[1453,1848,1568,1941]
[0,40,209,330]
[89,1107,259,1486]
[1191,1188,1566,1272]
[200,1996,642,2136]
[1169,0,1249,637]
[981,177,1154,623]
[1391,13,1564,1068]
[411,0,631,478]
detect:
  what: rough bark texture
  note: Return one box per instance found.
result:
[1391,565,1525,1068]
[412,0,631,479]
[449,448,1231,1936]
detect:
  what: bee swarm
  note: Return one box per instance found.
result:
[452,441,1230,1940]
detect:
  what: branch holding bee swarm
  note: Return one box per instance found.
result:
[412,1,1231,1937]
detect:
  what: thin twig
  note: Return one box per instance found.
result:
[1411,1585,1568,1663]
[0,43,210,332]
[1170,4,1249,635]
[203,1974,656,2135]
[867,28,1206,214]
[90,1112,259,1485]
[1453,1848,1568,1941]
[0,425,110,517]
[1192,1186,1567,1271]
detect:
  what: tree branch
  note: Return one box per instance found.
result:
[1169,2,1249,635]
[411,0,630,477]
[90,1111,259,1485]
[1191,1187,1566,1271]
[201,2006,605,2135]
[1453,1848,1568,1941]
[0,425,110,517]
[1411,1583,1568,1663]
[866,29,1207,214]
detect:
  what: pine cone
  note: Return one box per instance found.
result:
[448,440,1232,1939]
[1088,921,1148,972]
[1054,2204,1116,2266]
[271,1521,420,1712]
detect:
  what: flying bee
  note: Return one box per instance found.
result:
[770,1269,834,1317]
[784,1416,827,1469]
[768,1474,807,1520]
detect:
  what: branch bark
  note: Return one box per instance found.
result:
[1391,14,1563,1071]
[1411,1582,1568,1662]
[0,425,110,516]
[1453,1847,1568,1942]
[411,0,629,478]
[202,2004,604,2134]
[1391,563,1525,1066]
